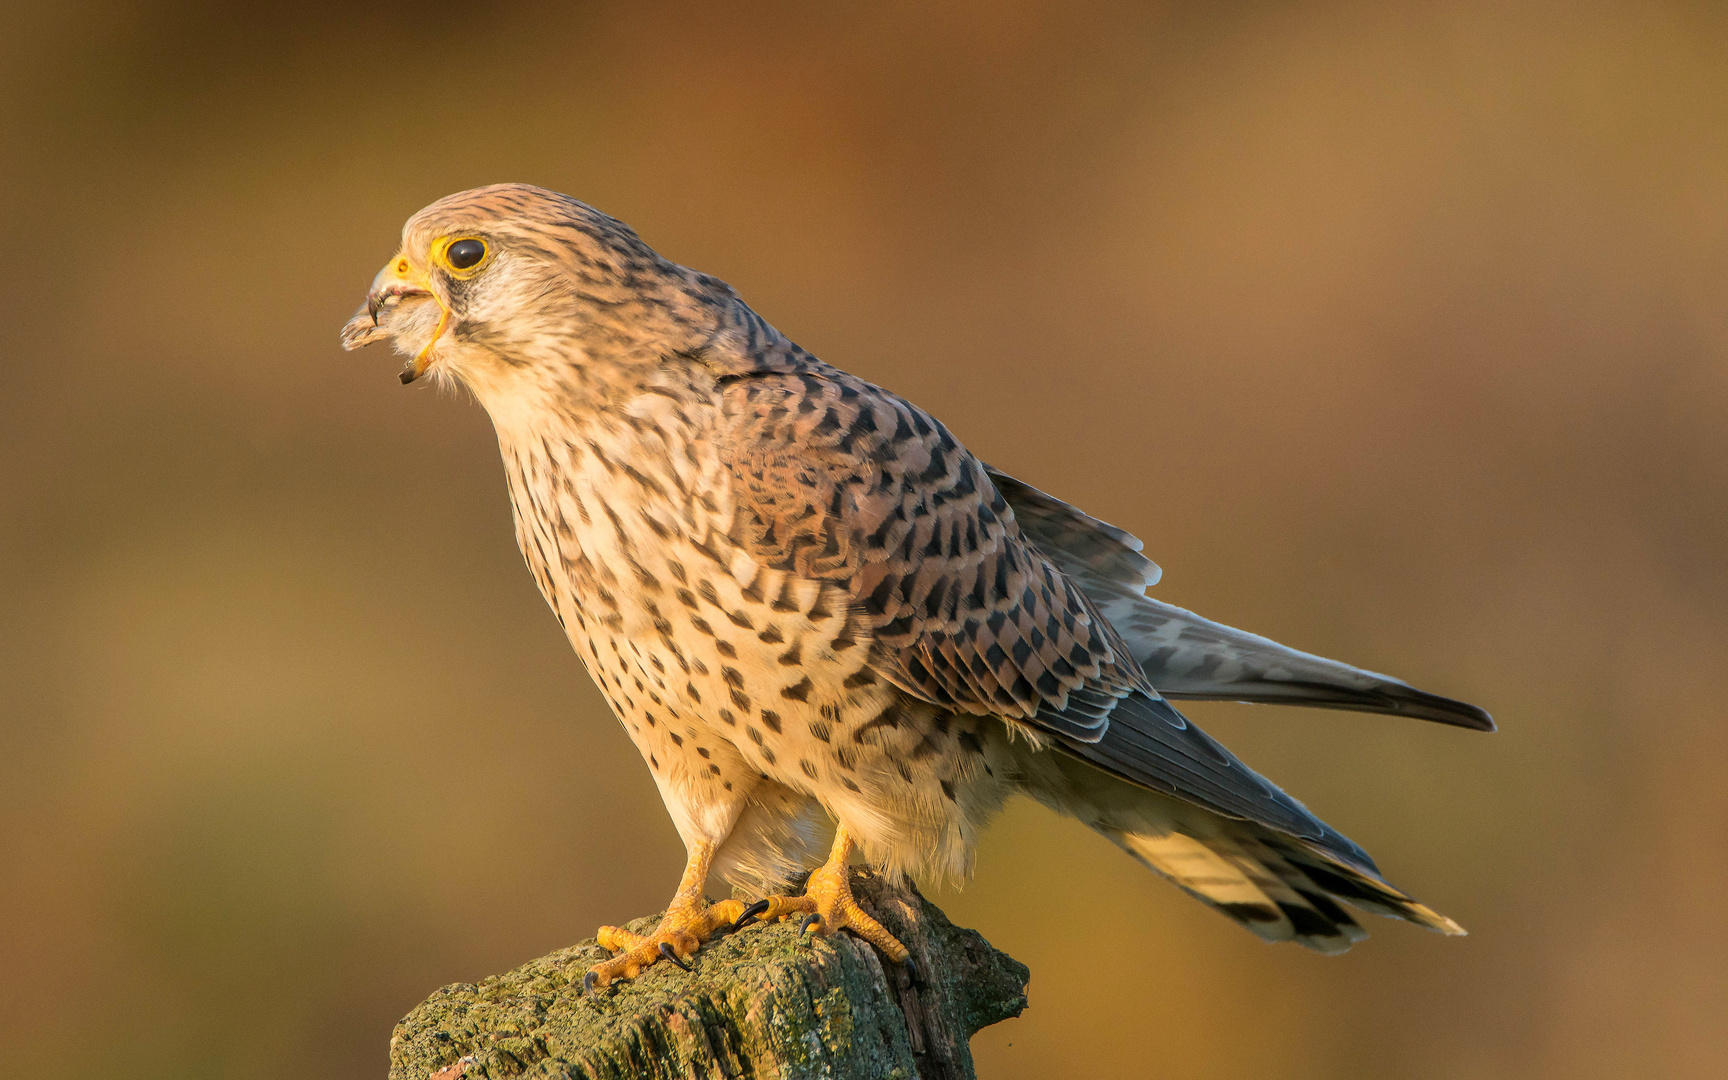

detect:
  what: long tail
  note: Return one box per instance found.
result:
[1015,742,1468,954]
[1104,822,1464,954]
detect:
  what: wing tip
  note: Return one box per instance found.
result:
[1313,678,1496,731]
[1391,688,1496,732]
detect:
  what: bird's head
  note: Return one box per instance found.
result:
[340,184,727,393]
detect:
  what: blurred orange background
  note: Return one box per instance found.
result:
[3,2,1726,1077]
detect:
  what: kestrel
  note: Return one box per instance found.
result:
[341,184,1492,989]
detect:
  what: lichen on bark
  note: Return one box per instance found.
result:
[389,871,1028,1080]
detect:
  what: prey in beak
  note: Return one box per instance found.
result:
[339,254,451,383]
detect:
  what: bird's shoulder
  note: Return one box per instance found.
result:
[709,364,999,584]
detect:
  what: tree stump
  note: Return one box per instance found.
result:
[388,871,1029,1080]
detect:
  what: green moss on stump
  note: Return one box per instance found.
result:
[389,871,1028,1080]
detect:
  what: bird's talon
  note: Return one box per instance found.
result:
[730,898,772,933]
[799,912,823,935]
[581,971,598,995]
[659,941,693,971]
[581,891,732,989]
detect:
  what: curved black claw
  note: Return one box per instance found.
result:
[659,940,694,972]
[901,957,920,985]
[729,898,772,933]
[799,912,823,935]
[581,971,599,995]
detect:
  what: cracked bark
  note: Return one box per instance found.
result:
[389,870,1029,1080]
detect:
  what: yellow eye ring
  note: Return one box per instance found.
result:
[436,236,489,276]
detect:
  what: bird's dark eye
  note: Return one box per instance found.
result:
[445,238,487,270]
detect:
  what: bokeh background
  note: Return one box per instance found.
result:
[3,1,1726,1076]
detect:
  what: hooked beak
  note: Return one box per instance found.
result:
[339,254,451,384]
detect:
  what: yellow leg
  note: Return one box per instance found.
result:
[736,826,910,965]
[583,840,747,991]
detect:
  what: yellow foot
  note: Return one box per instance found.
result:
[582,898,747,992]
[734,842,910,968]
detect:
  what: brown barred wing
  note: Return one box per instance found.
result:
[718,370,1140,740]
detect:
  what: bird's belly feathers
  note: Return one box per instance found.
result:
[500,414,1012,877]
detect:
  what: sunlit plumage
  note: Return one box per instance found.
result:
[342,184,1491,984]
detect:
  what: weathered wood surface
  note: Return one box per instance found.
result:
[389,871,1029,1080]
